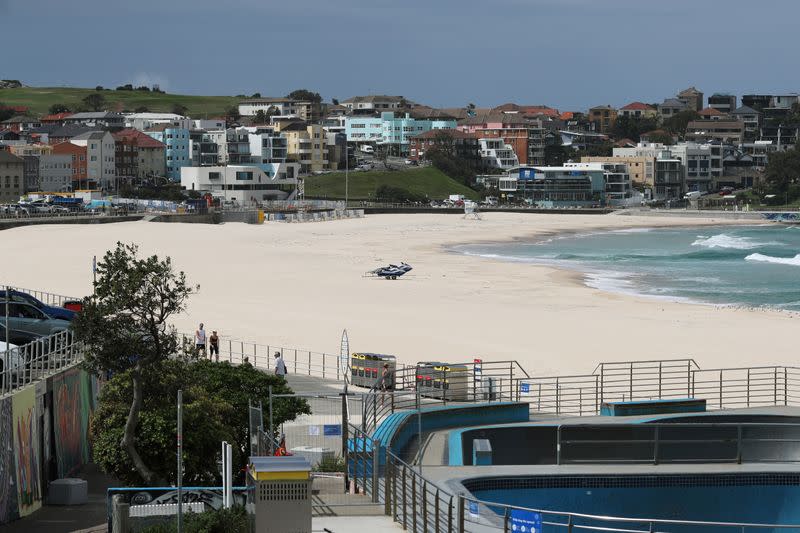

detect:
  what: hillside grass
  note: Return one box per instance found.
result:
[0,86,240,117]
[304,166,479,201]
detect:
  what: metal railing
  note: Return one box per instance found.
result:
[1,330,82,396]
[381,445,800,533]
[0,284,81,308]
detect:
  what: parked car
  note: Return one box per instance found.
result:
[0,301,72,338]
[0,290,76,321]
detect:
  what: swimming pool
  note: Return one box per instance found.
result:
[467,473,800,532]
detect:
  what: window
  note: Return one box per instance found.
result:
[235,171,253,181]
[209,172,221,180]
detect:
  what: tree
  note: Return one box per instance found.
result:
[82,92,106,112]
[253,110,269,124]
[612,115,658,142]
[49,103,71,114]
[73,243,197,485]
[663,110,699,137]
[287,89,322,104]
[764,145,800,199]
[331,98,339,106]
[251,92,261,98]
[0,103,15,122]
[134,106,149,113]
[91,358,310,486]
[225,105,241,123]
[645,131,675,145]
[95,86,104,91]
[171,103,189,116]
[116,84,134,91]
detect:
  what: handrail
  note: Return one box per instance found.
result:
[1,330,82,397]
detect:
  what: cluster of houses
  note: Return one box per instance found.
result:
[1,86,799,206]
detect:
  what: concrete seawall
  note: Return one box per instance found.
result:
[0,214,146,231]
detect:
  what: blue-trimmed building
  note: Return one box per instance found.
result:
[145,125,191,181]
[345,112,456,155]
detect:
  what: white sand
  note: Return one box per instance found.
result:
[1,213,795,375]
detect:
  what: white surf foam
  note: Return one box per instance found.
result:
[745,253,800,267]
[691,234,778,250]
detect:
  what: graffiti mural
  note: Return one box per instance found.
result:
[0,397,19,524]
[12,387,41,517]
[52,369,96,478]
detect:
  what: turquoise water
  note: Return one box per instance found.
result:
[457,225,800,310]
[472,484,800,531]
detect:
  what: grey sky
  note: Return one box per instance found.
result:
[2,0,798,110]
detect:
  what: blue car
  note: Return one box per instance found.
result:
[0,290,77,321]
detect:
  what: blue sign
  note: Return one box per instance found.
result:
[519,382,530,394]
[323,424,342,436]
[510,509,542,533]
[468,501,479,517]
[518,168,536,180]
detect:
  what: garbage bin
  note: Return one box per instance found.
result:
[248,456,312,533]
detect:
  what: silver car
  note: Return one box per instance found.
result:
[0,302,71,338]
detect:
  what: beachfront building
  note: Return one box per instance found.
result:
[63,112,125,129]
[69,131,117,190]
[669,142,723,193]
[52,141,88,189]
[189,130,220,166]
[457,113,533,164]
[654,157,683,200]
[276,122,329,174]
[582,155,653,187]
[564,162,634,204]
[145,125,191,181]
[0,151,24,203]
[37,154,73,192]
[345,112,456,155]
[515,165,606,207]
[479,138,519,170]
[180,165,297,205]
[112,129,167,184]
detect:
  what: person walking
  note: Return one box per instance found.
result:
[274,351,287,379]
[195,323,207,357]
[209,330,220,362]
[380,362,392,405]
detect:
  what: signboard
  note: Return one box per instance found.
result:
[473,358,483,387]
[468,501,480,518]
[510,509,542,532]
[323,424,342,437]
[519,382,530,394]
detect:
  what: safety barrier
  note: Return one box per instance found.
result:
[0,330,82,397]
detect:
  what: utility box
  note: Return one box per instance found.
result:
[248,456,312,533]
[473,439,492,466]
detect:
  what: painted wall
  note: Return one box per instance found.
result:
[0,368,98,525]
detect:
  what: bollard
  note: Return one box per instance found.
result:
[111,494,130,533]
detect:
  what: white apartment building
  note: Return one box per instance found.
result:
[479,138,519,169]
[70,131,116,190]
[668,142,723,193]
[181,165,298,204]
[564,162,633,203]
[245,127,288,164]
[238,98,304,117]
[124,113,190,131]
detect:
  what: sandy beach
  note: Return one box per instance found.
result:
[0,213,795,375]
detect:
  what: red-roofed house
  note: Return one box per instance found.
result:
[408,129,480,164]
[698,107,726,120]
[40,112,74,125]
[112,128,166,183]
[619,102,657,119]
[493,103,560,119]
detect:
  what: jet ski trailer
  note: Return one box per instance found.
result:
[364,262,413,280]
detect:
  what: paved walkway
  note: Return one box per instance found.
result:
[0,464,117,533]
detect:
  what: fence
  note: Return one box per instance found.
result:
[0,330,82,397]
[0,285,81,308]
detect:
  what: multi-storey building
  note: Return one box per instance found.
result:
[731,106,761,141]
[52,141,88,189]
[654,157,683,200]
[479,138,519,169]
[0,151,24,203]
[408,129,480,165]
[685,120,745,144]
[564,162,633,203]
[276,122,329,174]
[341,95,408,114]
[457,113,530,164]
[742,95,772,111]
[657,98,688,121]
[346,112,456,155]
[582,155,654,187]
[246,127,288,164]
[180,165,297,204]
[69,131,117,190]
[515,165,607,206]
[707,94,737,114]
[145,125,191,181]
[677,87,704,112]
[669,142,723,193]
[588,105,618,133]
[189,130,220,166]
[238,98,318,122]
[112,128,167,183]
[63,112,125,129]
[38,154,73,192]
[619,102,658,119]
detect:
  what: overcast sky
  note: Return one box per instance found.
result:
[2,0,798,111]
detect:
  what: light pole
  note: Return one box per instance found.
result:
[345,140,349,207]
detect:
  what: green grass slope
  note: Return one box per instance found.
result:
[0,87,240,117]
[305,166,479,201]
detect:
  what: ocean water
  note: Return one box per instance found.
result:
[456,225,800,310]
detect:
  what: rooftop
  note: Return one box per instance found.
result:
[112,128,166,148]
[66,111,123,120]
[621,101,654,111]
[0,150,23,163]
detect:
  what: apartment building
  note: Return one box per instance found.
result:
[669,142,723,193]
[38,154,73,192]
[63,112,125,129]
[189,130,220,166]
[238,98,318,122]
[588,105,618,133]
[564,162,633,203]
[346,112,456,155]
[0,151,24,203]
[707,94,737,114]
[677,87,704,112]
[408,129,480,165]
[276,122,329,174]
[657,98,688,121]
[52,141,88,189]
[655,157,683,200]
[479,138,519,169]
[731,106,761,141]
[458,113,530,164]
[112,128,167,183]
[341,95,408,114]
[145,125,191,181]
[515,165,606,206]
[619,102,657,119]
[69,131,116,190]
[582,155,653,186]
[685,120,745,144]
